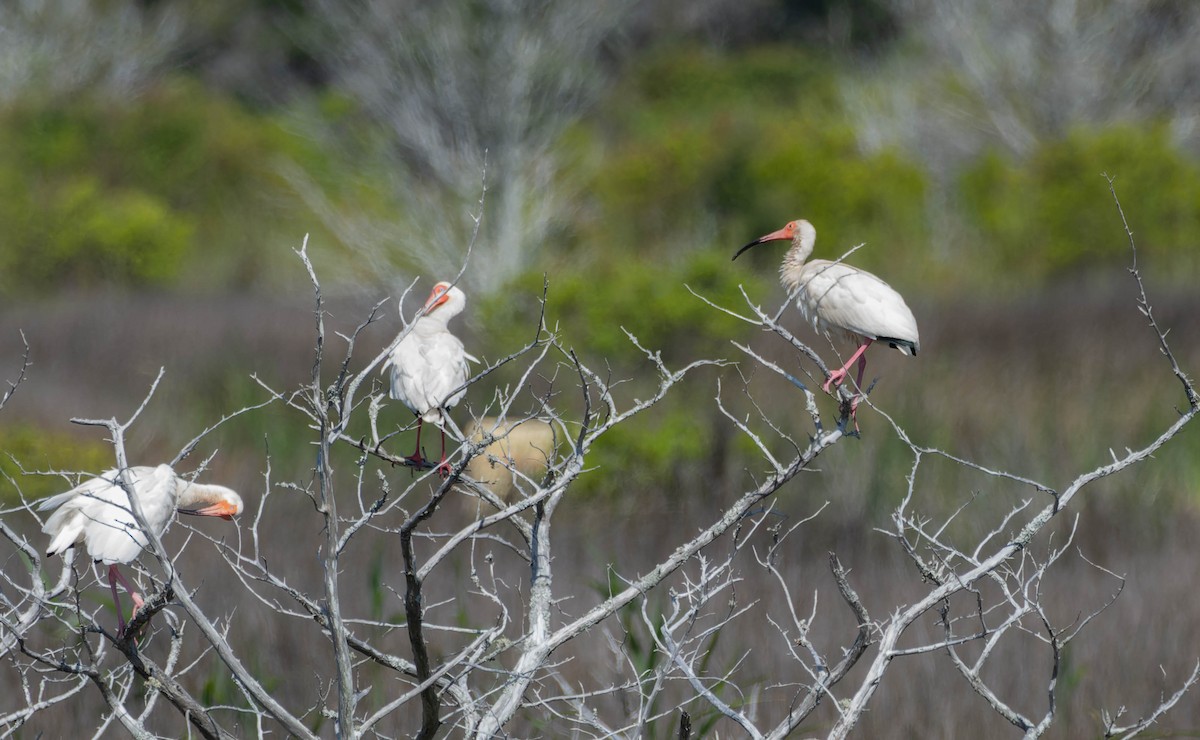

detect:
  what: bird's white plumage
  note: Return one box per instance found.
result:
[384,283,474,424]
[789,260,920,354]
[734,218,920,401]
[772,219,919,354]
[40,464,242,565]
[40,465,179,565]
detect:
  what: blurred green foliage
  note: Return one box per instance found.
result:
[0,79,328,293]
[0,425,113,502]
[961,125,1200,280]
[479,249,760,497]
[2,47,1195,297]
[525,251,765,364]
[568,46,929,276]
[566,46,1200,292]
[1,44,1197,515]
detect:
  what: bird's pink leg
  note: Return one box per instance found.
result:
[847,350,871,431]
[108,564,144,636]
[435,427,451,478]
[108,566,127,635]
[823,339,873,393]
[405,419,426,466]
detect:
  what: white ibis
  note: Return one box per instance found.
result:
[40,464,242,636]
[733,219,919,396]
[383,281,476,475]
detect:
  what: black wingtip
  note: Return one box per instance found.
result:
[881,337,919,356]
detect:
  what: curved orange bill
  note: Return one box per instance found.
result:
[178,501,240,521]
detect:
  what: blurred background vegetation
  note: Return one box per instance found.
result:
[3,0,1197,496]
[1,0,1197,525]
[1,1,1199,733]
[0,0,1196,520]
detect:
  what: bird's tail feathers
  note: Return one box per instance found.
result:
[881,337,918,356]
[43,513,83,556]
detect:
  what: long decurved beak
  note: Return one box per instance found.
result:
[178,501,240,521]
[732,237,767,261]
[731,226,792,261]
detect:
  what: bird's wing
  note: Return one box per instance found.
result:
[40,475,111,556]
[799,262,920,351]
[85,466,180,564]
[386,333,428,413]
[41,466,177,564]
[418,333,471,420]
[42,471,137,561]
[38,478,102,513]
[386,326,471,419]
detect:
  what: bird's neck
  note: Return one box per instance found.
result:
[177,482,236,508]
[780,243,812,293]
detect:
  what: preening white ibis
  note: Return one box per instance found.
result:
[384,281,476,475]
[40,464,242,635]
[733,219,919,396]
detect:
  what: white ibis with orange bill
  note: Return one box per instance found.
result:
[733,219,919,397]
[384,281,476,475]
[40,464,242,636]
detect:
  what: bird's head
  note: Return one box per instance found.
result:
[423,281,467,318]
[732,219,816,261]
[178,486,243,520]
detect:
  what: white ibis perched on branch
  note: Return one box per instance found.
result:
[733,219,919,396]
[40,464,242,636]
[384,281,476,475]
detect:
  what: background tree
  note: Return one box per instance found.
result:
[292,0,635,294]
